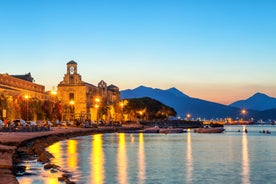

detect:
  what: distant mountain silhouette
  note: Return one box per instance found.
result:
[230,92,276,111]
[121,86,243,119]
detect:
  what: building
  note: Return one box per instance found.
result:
[0,72,47,120]
[57,61,120,122]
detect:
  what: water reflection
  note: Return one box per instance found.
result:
[138,133,146,184]
[45,177,59,184]
[242,127,250,184]
[117,133,128,184]
[186,129,193,184]
[91,134,105,184]
[67,140,78,169]
[48,142,63,166]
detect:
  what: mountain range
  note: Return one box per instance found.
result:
[229,92,276,111]
[120,86,276,120]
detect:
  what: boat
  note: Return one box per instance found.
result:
[143,126,160,133]
[194,125,225,133]
[159,127,186,134]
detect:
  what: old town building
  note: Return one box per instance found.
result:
[57,61,120,122]
[0,72,47,120]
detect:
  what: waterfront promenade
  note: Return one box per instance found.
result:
[0,126,139,184]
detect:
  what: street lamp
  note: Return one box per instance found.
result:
[95,104,99,124]
[94,97,101,124]
[120,101,124,122]
[186,113,191,120]
[241,109,247,122]
[24,95,29,121]
[51,88,57,115]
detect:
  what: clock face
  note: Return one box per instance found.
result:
[70,66,74,74]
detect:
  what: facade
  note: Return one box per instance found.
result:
[0,72,47,120]
[0,72,45,98]
[57,61,120,122]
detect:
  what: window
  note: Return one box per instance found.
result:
[69,93,74,100]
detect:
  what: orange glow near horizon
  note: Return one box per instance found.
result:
[117,133,128,184]
[91,134,105,184]
[138,133,145,184]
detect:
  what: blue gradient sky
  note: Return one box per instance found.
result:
[1,0,276,104]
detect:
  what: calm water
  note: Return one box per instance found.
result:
[17,125,276,184]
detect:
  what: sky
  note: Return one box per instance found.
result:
[1,0,276,105]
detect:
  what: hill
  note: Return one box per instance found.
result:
[230,92,276,111]
[121,86,243,119]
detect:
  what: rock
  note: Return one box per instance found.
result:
[37,152,52,163]
[13,165,26,173]
[44,163,60,170]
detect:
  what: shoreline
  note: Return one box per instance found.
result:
[0,126,142,184]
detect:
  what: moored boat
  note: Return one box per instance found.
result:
[159,127,186,134]
[143,126,160,133]
[194,126,225,133]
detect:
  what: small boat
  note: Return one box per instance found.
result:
[143,126,160,133]
[159,127,186,134]
[194,126,225,133]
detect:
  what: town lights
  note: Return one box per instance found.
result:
[24,95,30,121]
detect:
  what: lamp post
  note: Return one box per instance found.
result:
[24,95,29,121]
[51,87,57,117]
[95,104,99,124]
[186,113,191,121]
[95,97,101,124]
[120,101,124,122]
[241,109,247,123]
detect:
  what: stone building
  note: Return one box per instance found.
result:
[0,72,47,120]
[57,61,120,122]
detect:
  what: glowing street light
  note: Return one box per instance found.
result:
[95,104,99,123]
[95,98,100,103]
[186,113,191,120]
[120,101,124,122]
[24,95,30,121]
[241,109,247,115]
[241,109,247,122]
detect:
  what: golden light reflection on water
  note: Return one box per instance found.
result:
[186,129,193,184]
[45,177,59,184]
[67,139,78,169]
[138,133,146,184]
[48,142,63,166]
[242,126,250,184]
[91,134,105,184]
[117,133,128,184]
[46,142,63,184]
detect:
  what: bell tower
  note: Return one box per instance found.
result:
[59,60,83,85]
[67,60,77,75]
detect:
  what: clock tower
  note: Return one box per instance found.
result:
[59,60,83,85]
[67,60,77,75]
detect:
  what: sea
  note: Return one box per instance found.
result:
[17,125,276,184]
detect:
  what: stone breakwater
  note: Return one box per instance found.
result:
[0,126,142,184]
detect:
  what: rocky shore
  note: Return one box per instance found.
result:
[0,125,142,184]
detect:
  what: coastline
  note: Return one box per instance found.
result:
[0,126,142,184]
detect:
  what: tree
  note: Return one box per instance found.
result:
[123,97,176,121]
